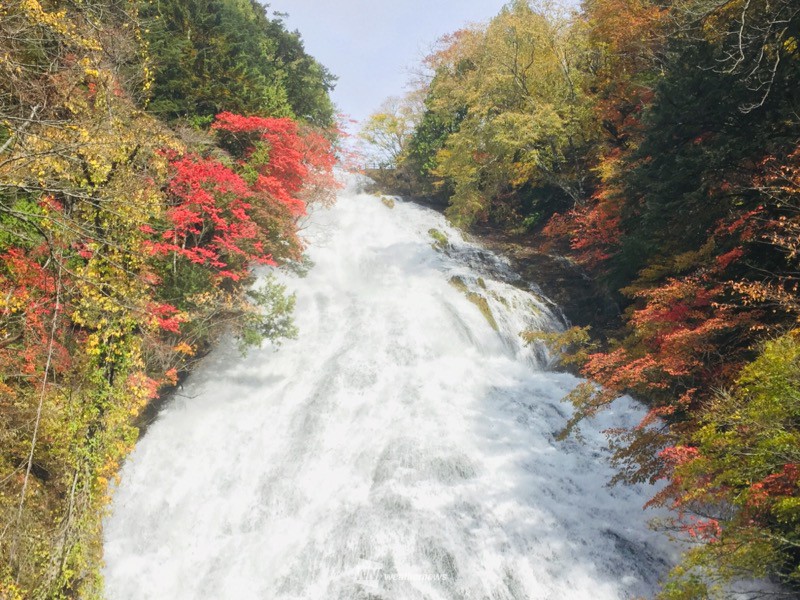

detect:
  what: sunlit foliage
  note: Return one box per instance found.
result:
[0,0,337,596]
[396,0,800,594]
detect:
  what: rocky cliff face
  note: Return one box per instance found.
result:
[470,227,621,339]
[361,171,621,341]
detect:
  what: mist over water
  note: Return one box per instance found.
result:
[103,177,678,599]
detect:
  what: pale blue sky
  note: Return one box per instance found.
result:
[265,1,509,126]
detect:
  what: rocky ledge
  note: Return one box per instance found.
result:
[360,173,621,339]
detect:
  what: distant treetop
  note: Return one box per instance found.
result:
[141,0,336,126]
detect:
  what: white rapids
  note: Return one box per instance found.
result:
[103,177,679,599]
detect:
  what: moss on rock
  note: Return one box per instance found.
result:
[448,276,499,331]
[429,228,449,251]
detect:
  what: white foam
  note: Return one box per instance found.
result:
[103,176,680,599]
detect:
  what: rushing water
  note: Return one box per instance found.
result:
[103,178,679,599]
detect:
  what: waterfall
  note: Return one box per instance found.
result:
[103,177,678,599]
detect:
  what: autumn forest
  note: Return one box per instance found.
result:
[363,0,800,597]
[0,0,338,596]
[1,0,799,598]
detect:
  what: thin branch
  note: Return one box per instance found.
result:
[0,104,40,155]
[10,255,62,576]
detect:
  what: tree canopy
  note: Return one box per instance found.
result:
[141,0,336,126]
[385,0,800,595]
[0,0,338,596]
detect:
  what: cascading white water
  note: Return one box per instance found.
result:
[103,177,679,600]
